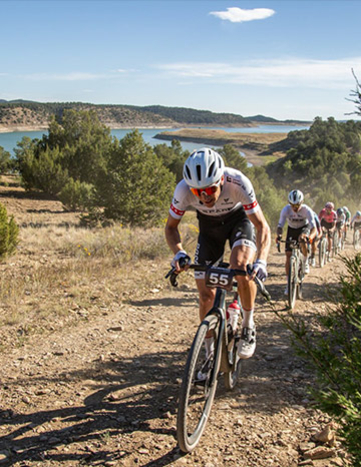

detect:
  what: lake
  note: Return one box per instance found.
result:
[0,124,310,156]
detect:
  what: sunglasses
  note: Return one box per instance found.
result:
[190,180,221,198]
[290,203,301,210]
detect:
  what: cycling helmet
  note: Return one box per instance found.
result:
[183,148,224,188]
[337,208,344,216]
[357,211,361,216]
[343,206,349,212]
[325,202,334,210]
[288,189,304,205]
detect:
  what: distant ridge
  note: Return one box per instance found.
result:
[0,99,310,131]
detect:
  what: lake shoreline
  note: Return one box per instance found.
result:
[0,120,308,134]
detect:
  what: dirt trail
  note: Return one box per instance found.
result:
[0,183,353,466]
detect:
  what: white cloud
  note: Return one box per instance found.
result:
[24,72,110,81]
[210,7,275,23]
[158,58,360,89]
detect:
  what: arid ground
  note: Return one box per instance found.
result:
[0,177,354,467]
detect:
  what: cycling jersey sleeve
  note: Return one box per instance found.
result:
[278,206,288,228]
[169,181,192,220]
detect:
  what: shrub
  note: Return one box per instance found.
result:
[59,178,95,211]
[0,203,19,259]
[277,254,361,465]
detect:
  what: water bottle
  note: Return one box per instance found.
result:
[226,299,241,335]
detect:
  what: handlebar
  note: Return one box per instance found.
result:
[165,260,271,302]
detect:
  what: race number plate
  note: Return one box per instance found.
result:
[205,267,234,291]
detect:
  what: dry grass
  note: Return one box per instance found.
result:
[0,205,199,350]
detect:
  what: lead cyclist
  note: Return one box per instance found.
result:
[165,148,270,376]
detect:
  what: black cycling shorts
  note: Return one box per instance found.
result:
[194,208,256,274]
[285,225,310,252]
[321,219,334,230]
[336,221,344,230]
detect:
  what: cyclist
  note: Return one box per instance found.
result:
[351,211,361,232]
[343,206,351,238]
[165,148,271,365]
[336,208,346,249]
[318,202,337,261]
[309,210,322,267]
[276,189,316,295]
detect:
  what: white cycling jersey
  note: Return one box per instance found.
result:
[169,167,259,220]
[351,214,361,225]
[336,212,346,224]
[278,204,316,230]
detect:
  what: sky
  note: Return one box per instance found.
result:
[1,0,361,121]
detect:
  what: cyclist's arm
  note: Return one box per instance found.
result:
[165,214,184,255]
[276,206,287,238]
[308,226,317,240]
[247,208,271,263]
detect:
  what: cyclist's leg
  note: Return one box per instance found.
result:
[230,244,256,320]
[228,217,257,359]
[193,224,226,360]
[194,222,227,322]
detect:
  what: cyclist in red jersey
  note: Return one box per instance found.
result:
[318,202,337,260]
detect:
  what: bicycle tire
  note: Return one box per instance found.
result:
[319,237,327,268]
[354,230,360,249]
[333,231,339,257]
[223,336,242,390]
[288,255,298,309]
[177,314,220,453]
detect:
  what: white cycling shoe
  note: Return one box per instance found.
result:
[237,326,256,359]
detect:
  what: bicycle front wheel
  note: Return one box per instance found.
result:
[319,238,327,268]
[288,256,298,309]
[177,314,220,453]
[354,230,360,249]
[333,231,339,257]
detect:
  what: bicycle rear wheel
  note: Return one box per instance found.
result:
[177,314,220,453]
[288,256,298,309]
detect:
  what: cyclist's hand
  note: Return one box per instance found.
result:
[171,250,191,272]
[249,259,268,282]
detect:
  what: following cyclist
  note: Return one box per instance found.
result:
[309,209,322,267]
[335,208,346,249]
[351,210,361,232]
[165,148,271,367]
[318,202,337,261]
[343,206,351,238]
[276,189,316,295]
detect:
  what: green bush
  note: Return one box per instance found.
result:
[96,130,175,226]
[0,203,19,259]
[59,178,95,211]
[278,254,361,465]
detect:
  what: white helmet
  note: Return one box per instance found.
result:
[288,189,304,205]
[183,148,224,188]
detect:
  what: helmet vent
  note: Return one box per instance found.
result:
[208,161,215,178]
[196,164,202,181]
[185,165,191,180]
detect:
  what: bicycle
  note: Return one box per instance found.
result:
[165,260,270,453]
[332,229,340,257]
[353,227,361,249]
[277,238,305,310]
[318,228,328,268]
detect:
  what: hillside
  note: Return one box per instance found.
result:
[0,100,309,133]
[0,175,351,466]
